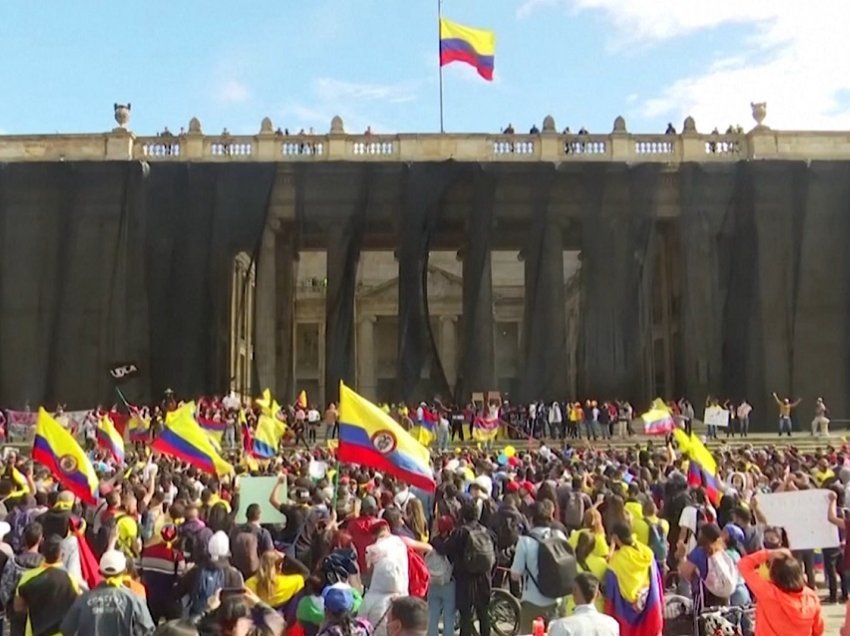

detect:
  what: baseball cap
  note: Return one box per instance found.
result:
[99,550,127,576]
[323,584,355,614]
[208,530,230,559]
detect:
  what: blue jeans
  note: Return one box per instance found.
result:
[223,426,236,448]
[779,416,792,435]
[427,580,456,636]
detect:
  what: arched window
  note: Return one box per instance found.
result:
[230,252,256,398]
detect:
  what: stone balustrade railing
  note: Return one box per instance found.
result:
[3,127,850,163]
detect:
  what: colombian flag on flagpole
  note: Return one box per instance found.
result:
[96,415,125,464]
[439,18,495,81]
[339,382,436,492]
[296,390,308,410]
[32,408,99,505]
[152,403,233,476]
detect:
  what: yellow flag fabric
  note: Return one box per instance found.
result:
[153,404,233,476]
[673,428,717,475]
[32,408,99,504]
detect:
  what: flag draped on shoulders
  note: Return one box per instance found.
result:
[338,383,435,492]
[439,18,496,81]
[32,408,99,505]
[604,542,664,636]
[152,403,233,476]
[641,398,675,435]
[96,415,125,464]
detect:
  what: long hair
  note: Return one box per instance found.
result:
[255,551,281,602]
[406,499,427,539]
[575,529,595,572]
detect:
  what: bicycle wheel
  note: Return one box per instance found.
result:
[489,588,521,636]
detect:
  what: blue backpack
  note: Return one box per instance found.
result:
[190,567,225,617]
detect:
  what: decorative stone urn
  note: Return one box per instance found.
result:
[114,103,131,129]
[751,102,767,127]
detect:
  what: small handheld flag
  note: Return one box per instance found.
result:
[96,416,125,464]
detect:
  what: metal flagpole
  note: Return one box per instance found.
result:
[438,0,444,133]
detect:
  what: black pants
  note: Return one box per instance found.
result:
[456,576,490,636]
[793,549,816,589]
[822,547,847,600]
[451,422,464,441]
[307,426,316,443]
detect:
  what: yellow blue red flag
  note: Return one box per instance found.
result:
[439,18,496,81]
[338,382,435,491]
[153,403,233,476]
[96,415,125,464]
[32,408,99,505]
[641,398,675,435]
[253,413,285,458]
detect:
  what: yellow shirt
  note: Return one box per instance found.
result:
[245,573,305,607]
[633,515,670,548]
[568,529,609,559]
[116,515,139,555]
[812,468,835,486]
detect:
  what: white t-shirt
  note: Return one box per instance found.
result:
[366,534,408,594]
[678,504,716,553]
[307,409,321,423]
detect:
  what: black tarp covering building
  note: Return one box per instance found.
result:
[0,160,848,429]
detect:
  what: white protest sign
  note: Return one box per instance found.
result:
[235,476,288,525]
[756,489,839,550]
[703,406,730,428]
[309,460,328,480]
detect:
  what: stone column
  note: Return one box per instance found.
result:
[254,222,277,391]
[275,230,297,401]
[357,316,377,400]
[521,214,567,400]
[324,223,359,405]
[318,320,326,406]
[440,316,458,390]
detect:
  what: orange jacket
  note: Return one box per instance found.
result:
[739,550,823,636]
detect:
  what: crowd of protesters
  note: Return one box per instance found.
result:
[0,388,843,636]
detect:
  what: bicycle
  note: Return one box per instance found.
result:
[451,566,522,636]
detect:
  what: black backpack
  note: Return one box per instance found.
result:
[462,524,496,575]
[526,531,577,599]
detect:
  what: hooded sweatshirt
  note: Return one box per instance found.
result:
[739,550,824,636]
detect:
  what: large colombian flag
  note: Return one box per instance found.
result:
[32,408,99,505]
[439,18,495,81]
[338,383,436,492]
[152,403,233,476]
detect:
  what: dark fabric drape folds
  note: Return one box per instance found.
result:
[396,162,462,401]
[679,161,850,428]
[325,167,371,404]
[144,163,275,400]
[678,163,739,410]
[459,165,496,399]
[520,165,567,401]
[0,162,149,408]
[577,164,660,401]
